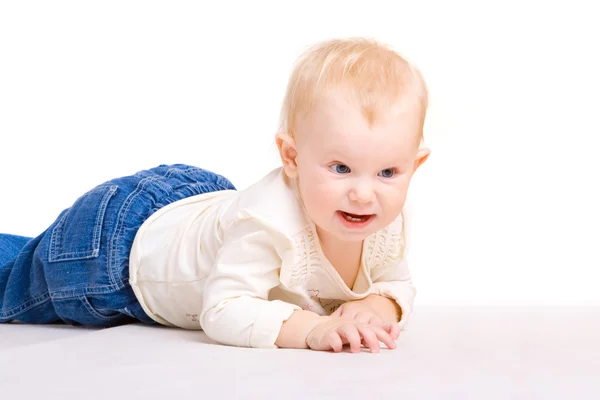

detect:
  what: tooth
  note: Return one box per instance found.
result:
[343,213,365,222]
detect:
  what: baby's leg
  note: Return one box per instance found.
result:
[0,234,32,266]
[0,234,34,320]
[0,232,58,324]
[0,178,145,326]
[0,163,235,326]
[0,181,137,325]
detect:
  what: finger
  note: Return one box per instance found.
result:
[339,325,362,353]
[389,322,400,339]
[331,307,342,317]
[326,332,344,353]
[380,322,400,339]
[356,325,381,353]
[370,325,397,350]
[368,315,384,326]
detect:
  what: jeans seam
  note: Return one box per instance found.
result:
[108,175,162,285]
[0,292,51,319]
[50,280,129,299]
[48,212,68,261]
[91,185,118,257]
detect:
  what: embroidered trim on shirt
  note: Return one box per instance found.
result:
[288,226,320,285]
[365,218,405,269]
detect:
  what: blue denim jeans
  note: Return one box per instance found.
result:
[0,164,235,326]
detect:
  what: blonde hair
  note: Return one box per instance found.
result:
[278,37,428,139]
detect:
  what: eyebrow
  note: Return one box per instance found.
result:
[321,143,411,165]
[324,154,406,169]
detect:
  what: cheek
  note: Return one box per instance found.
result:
[380,183,408,211]
[303,180,336,207]
[299,171,339,211]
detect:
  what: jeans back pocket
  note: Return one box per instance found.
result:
[48,185,118,262]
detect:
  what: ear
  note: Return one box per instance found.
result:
[413,147,431,172]
[276,132,299,178]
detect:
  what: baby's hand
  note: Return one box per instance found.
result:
[305,317,397,353]
[331,298,400,340]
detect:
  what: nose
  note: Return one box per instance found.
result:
[349,180,375,204]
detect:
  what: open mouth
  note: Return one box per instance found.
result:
[340,211,373,222]
[337,211,375,229]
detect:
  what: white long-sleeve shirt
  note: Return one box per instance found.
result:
[128,167,416,348]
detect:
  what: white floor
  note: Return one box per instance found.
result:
[1,306,599,399]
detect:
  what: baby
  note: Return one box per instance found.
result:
[0,37,430,353]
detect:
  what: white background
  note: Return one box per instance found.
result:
[1,1,598,306]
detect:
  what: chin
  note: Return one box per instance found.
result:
[332,229,373,242]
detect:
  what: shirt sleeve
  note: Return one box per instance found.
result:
[369,258,416,330]
[369,209,416,330]
[199,216,301,348]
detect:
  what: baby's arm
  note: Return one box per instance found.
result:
[331,259,414,331]
[274,309,323,348]
[277,310,397,352]
[200,219,301,348]
[200,218,396,351]
[360,293,403,322]
[330,293,403,338]
[368,261,416,329]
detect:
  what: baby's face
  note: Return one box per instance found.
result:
[290,88,427,245]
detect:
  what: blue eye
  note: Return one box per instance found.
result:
[331,164,350,174]
[378,168,396,178]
